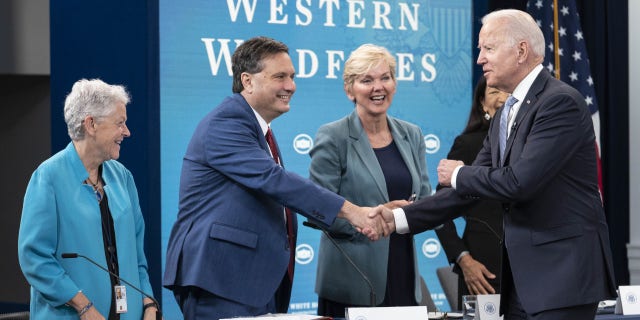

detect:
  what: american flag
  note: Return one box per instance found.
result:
[526,0,603,195]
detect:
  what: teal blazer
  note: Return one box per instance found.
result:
[309,110,431,306]
[18,142,154,320]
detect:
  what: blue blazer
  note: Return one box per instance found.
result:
[403,70,616,314]
[163,93,345,308]
[309,110,431,306]
[18,142,153,320]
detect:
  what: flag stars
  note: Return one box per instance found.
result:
[559,27,567,37]
[536,19,542,28]
[558,48,564,56]
[548,42,554,51]
[572,50,582,61]
[561,6,570,15]
[587,76,594,86]
[535,0,543,9]
[546,62,554,73]
[569,71,578,82]
[575,30,583,41]
[585,96,593,106]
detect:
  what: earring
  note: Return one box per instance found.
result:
[484,112,491,121]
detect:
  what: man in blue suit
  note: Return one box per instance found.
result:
[379,9,616,320]
[163,36,388,320]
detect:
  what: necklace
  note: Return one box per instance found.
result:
[86,176,103,202]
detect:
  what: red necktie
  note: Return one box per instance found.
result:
[265,128,296,280]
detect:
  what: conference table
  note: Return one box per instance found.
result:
[331,314,639,319]
[596,315,640,320]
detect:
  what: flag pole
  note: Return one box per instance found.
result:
[552,0,561,79]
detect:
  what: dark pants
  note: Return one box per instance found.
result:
[173,275,290,320]
[504,281,598,320]
[502,251,598,320]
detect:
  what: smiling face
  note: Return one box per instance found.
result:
[347,61,396,118]
[93,102,130,161]
[241,52,296,123]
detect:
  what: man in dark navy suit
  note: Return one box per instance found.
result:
[163,36,389,320]
[379,9,616,320]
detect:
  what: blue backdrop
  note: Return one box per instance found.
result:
[159,1,472,318]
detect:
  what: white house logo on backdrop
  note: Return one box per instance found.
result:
[293,134,313,154]
[160,1,472,317]
[424,134,440,154]
[421,238,441,258]
[295,243,314,265]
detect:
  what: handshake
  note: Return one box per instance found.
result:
[339,159,464,241]
[339,200,406,241]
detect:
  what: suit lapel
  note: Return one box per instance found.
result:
[491,110,502,166]
[501,70,550,166]
[348,112,389,201]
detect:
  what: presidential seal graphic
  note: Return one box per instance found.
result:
[295,243,314,265]
[483,301,497,315]
[627,292,638,304]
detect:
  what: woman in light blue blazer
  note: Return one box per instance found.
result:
[309,44,432,317]
[18,79,159,320]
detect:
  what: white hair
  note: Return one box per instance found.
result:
[63,78,130,140]
[482,9,546,58]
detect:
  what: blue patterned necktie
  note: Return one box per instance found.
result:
[499,95,518,163]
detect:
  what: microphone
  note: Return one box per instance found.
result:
[302,221,376,307]
[62,253,162,320]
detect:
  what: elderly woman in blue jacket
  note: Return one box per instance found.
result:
[18,79,159,320]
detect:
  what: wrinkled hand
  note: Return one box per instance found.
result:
[458,254,496,295]
[383,199,410,209]
[437,159,464,187]
[368,205,396,235]
[339,202,390,241]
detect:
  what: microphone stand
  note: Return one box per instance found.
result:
[302,221,376,307]
[62,253,162,320]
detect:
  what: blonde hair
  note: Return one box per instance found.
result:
[343,44,397,92]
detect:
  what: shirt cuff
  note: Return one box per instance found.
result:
[392,208,410,234]
[455,251,470,264]
[451,165,464,189]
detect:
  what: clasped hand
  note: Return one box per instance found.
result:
[438,159,464,187]
[359,202,404,241]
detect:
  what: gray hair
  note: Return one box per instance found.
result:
[482,9,545,59]
[63,79,130,140]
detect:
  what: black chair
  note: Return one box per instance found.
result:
[0,311,29,320]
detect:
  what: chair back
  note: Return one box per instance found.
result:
[436,265,459,311]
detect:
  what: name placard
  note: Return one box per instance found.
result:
[616,286,640,315]
[476,294,502,320]
[346,306,428,320]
